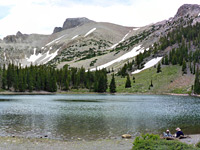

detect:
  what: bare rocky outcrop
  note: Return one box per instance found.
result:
[3,31,28,43]
[53,27,62,33]
[175,4,200,18]
[53,17,94,33]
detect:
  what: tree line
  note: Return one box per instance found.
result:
[0,64,109,93]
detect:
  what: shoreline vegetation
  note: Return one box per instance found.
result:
[0,63,196,96]
[0,90,195,97]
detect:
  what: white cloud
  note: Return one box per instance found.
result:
[0,0,199,38]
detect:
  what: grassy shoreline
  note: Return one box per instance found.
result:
[0,90,192,96]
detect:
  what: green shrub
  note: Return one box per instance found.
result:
[132,134,198,150]
[196,141,200,148]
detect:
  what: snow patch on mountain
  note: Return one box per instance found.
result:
[84,28,96,37]
[4,52,6,61]
[132,57,163,74]
[110,30,131,49]
[26,48,42,63]
[91,45,143,71]
[133,28,140,31]
[40,49,60,64]
[46,34,67,46]
[72,35,79,40]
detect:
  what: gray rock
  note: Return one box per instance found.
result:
[121,134,132,138]
[53,17,94,33]
[175,4,200,18]
[53,27,62,33]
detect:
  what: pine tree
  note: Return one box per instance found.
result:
[6,63,13,90]
[194,66,200,94]
[164,55,169,65]
[157,63,162,73]
[28,71,33,92]
[150,80,153,87]
[182,59,187,74]
[13,67,18,92]
[125,74,131,88]
[18,69,25,92]
[133,76,135,83]
[161,58,164,65]
[109,74,116,93]
[65,80,69,91]
[2,64,7,90]
[193,62,196,75]
[189,61,192,74]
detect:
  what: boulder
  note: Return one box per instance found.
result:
[122,134,132,138]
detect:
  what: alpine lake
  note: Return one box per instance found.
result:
[0,94,199,140]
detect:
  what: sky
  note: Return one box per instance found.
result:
[0,0,199,38]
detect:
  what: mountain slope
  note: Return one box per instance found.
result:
[0,4,200,74]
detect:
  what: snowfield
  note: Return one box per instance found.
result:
[26,48,42,63]
[84,28,96,37]
[72,35,79,40]
[133,28,140,31]
[91,45,144,71]
[110,30,131,49]
[26,47,60,65]
[42,49,60,64]
[45,34,67,46]
[131,57,163,74]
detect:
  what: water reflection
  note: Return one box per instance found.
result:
[0,95,199,140]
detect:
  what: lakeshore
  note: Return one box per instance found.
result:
[0,134,200,150]
[0,136,133,150]
[0,90,194,96]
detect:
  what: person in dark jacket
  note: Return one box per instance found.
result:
[175,127,184,138]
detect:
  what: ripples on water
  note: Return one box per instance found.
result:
[0,94,199,140]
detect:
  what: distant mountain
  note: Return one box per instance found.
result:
[0,4,200,73]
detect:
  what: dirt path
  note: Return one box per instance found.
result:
[179,134,200,146]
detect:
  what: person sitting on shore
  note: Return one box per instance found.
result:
[163,129,172,137]
[175,127,184,138]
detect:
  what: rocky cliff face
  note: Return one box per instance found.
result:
[3,31,29,43]
[53,17,94,33]
[175,4,200,18]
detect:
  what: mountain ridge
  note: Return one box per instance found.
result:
[0,4,200,72]
[0,4,200,94]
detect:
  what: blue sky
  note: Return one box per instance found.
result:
[0,6,10,19]
[0,0,199,38]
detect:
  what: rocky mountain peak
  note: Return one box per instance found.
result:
[53,17,94,34]
[3,31,28,43]
[16,31,23,37]
[175,4,200,18]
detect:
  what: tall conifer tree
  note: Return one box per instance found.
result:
[109,74,116,93]
[125,74,131,88]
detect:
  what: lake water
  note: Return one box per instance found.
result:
[0,94,199,140]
